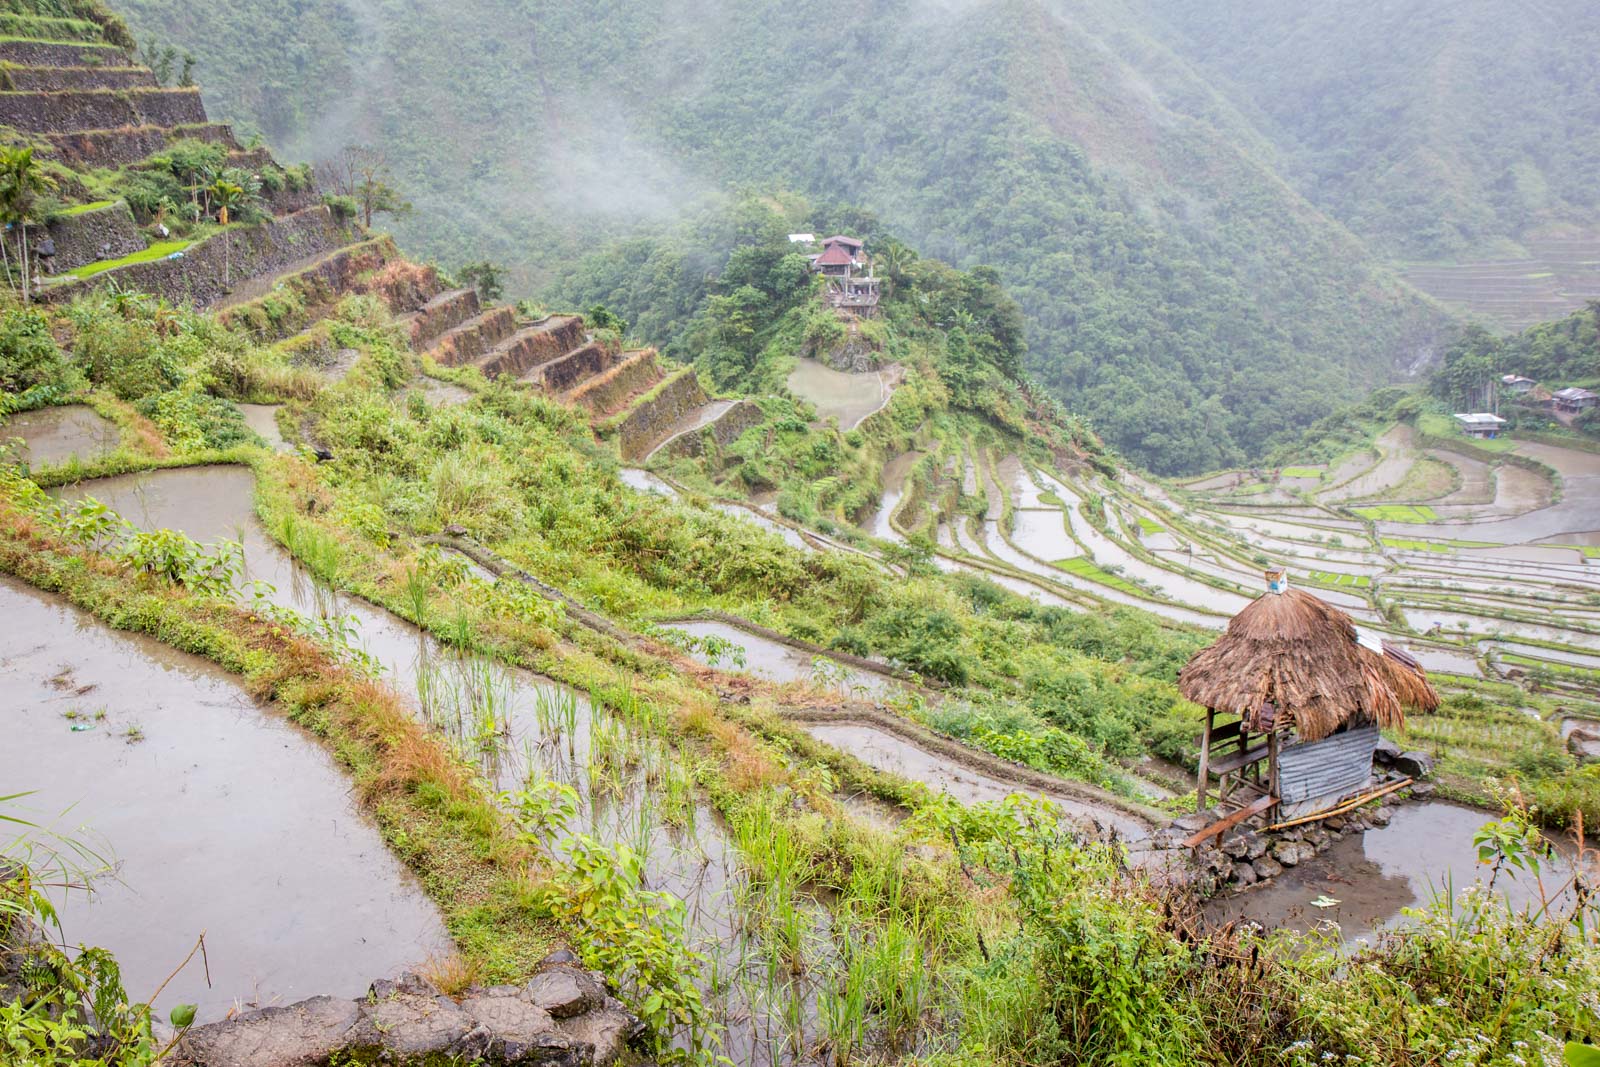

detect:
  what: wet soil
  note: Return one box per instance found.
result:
[665,618,902,699]
[618,467,677,497]
[0,574,448,1020]
[859,451,921,542]
[1,405,118,466]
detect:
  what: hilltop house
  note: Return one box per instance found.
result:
[809,234,880,316]
[1501,374,1537,395]
[1454,412,1507,438]
[1554,387,1598,414]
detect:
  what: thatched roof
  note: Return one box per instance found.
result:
[1178,585,1439,742]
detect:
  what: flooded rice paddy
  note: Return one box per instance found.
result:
[1,405,118,466]
[785,358,891,431]
[1,573,447,1020]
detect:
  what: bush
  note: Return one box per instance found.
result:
[0,309,78,396]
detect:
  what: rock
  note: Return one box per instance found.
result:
[1270,840,1302,867]
[1243,834,1269,860]
[1252,857,1283,880]
[460,992,584,1065]
[1373,738,1402,765]
[1409,781,1437,797]
[176,996,361,1067]
[539,948,581,967]
[1368,806,1392,827]
[525,966,605,1019]
[444,523,469,538]
[1569,729,1600,763]
[1393,751,1434,778]
[1324,816,1347,833]
[1220,834,1250,859]
[556,1006,642,1067]
[346,974,484,1062]
[1172,811,1217,833]
[1230,861,1258,887]
[1303,827,1330,852]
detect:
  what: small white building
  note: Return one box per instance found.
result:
[787,233,815,245]
[1453,412,1507,438]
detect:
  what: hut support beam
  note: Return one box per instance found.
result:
[1196,707,1213,812]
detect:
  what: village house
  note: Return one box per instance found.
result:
[1500,374,1537,395]
[1553,386,1598,414]
[1453,412,1507,438]
[808,234,881,316]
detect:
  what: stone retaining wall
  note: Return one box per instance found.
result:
[218,236,399,341]
[403,287,478,349]
[657,398,763,462]
[530,338,616,392]
[432,306,517,367]
[44,121,238,168]
[0,39,124,67]
[172,957,640,1067]
[566,349,661,416]
[479,314,584,378]
[0,86,208,133]
[43,199,143,270]
[40,206,355,309]
[3,65,156,92]
[613,369,707,461]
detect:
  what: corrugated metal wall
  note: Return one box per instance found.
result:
[1277,725,1379,805]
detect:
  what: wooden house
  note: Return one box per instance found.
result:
[1554,387,1598,414]
[1177,570,1438,836]
[1453,412,1507,438]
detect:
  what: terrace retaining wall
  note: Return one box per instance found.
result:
[480,314,584,378]
[2,65,156,92]
[0,86,207,133]
[566,349,661,415]
[44,121,237,167]
[0,39,124,67]
[613,369,707,461]
[40,206,354,309]
[656,398,763,462]
[432,306,517,367]
[42,199,143,271]
[530,337,615,393]
[218,235,399,341]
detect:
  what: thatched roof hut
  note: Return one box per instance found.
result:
[1179,581,1437,742]
[1178,571,1440,830]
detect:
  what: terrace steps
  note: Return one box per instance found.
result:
[471,313,583,379]
[0,38,123,67]
[399,287,478,350]
[0,85,207,132]
[1,64,155,91]
[564,348,664,417]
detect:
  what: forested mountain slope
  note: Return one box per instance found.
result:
[120,0,1450,474]
[1142,0,1600,261]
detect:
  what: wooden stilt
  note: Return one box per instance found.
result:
[1196,707,1214,812]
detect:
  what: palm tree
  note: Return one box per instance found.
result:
[0,147,56,305]
[209,178,244,287]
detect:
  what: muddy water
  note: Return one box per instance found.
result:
[1403,441,1599,543]
[1,405,118,466]
[1210,801,1596,942]
[1404,645,1483,676]
[0,574,447,1020]
[237,403,289,451]
[666,618,902,698]
[785,358,889,431]
[859,450,921,543]
[1011,508,1080,560]
[1318,425,1415,502]
[804,722,1150,839]
[711,501,811,551]
[618,467,677,497]
[1398,606,1600,651]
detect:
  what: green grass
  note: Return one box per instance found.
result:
[1546,544,1600,559]
[1231,482,1271,496]
[1052,556,1144,594]
[1305,569,1371,588]
[1381,536,1499,553]
[57,199,117,217]
[1417,410,1516,451]
[1136,516,1163,534]
[64,240,191,279]
[1354,503,1438,522]
[1279,466,1322,478]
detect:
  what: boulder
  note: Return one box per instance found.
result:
[1569,728,1600,764]
[175,996,361,1067]
[1220,834,1251,859]
[1230,861,1258,887]
[1393,751,1435,779]
[555,999,644,1067]
[525,966,605,1019]
[1368,806,1392,827]
[1373,738,1402,765]
[1270,840,1303,867]
[1303,827,1330,852]
[1252,857,1283,880]
[346,974,487,1062]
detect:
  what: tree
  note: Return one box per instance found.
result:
[323,145,411,228]
[457,261,505,302]
[209,179,244,286]
[0,147,56,306]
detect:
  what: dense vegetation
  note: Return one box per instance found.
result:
[1146,0,1600,259]
[117,0,1454,475]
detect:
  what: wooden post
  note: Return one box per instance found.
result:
[1196,707,1213,812]
[1267,730,1280,801]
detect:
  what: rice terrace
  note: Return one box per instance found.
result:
[1,0,1598,1065]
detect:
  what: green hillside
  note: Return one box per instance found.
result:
[117,0,1452,475]
[1143,0,1600,259]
